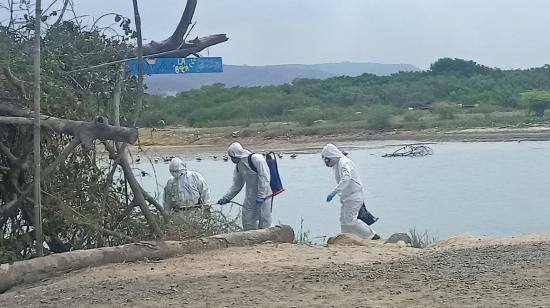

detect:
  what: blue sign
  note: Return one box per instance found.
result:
[127,57,223,75]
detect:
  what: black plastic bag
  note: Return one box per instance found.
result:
[358,203,378,225]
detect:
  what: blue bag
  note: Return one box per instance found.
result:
[247,152,284,198]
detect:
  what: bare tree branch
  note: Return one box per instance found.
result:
[0,101,138,146]
[67,0,82,28]
[0,115,138,147]
[52,0,70,26]
[0,141,24,167]
[43,191,136,242]
[116,142,161,236]
[64,0,227,74]
[2,66,29,100]
[65,34,228,73]
[141,0,197,55]
[142,189,169,222]
[183,21,197,42]
[0,139,80,217]
[7,0,15,30]
[43,0,59,16]
[154,34,228,58]
[90,12,121,31]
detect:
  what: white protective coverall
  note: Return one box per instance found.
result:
[223,143,272,230]
[321,144,377,239]
[163,158,211,213]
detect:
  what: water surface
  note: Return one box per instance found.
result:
[134,141,550,241]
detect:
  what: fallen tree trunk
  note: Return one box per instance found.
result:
[0,116,137,147]
[0,225,294,293]
[0,103,138,146]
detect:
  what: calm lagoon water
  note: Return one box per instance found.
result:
[133,141,550,241]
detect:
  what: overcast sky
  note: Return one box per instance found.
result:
[9,0,550,69]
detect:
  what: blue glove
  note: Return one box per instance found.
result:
[217,198,229,205]
[326,192,336,202]
[255,197,265,205]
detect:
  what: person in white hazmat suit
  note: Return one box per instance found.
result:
[163,158,211,214]
[321,144,380,240]
[217,142,272,230]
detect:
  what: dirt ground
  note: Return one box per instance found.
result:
[130,125,550,157]
[137,125,550,147]
[2,233,550,308]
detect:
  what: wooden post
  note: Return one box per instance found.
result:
[32,0,43,257]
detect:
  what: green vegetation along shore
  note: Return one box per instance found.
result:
[141,58,550,132]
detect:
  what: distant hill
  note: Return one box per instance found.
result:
[145,62,419,95]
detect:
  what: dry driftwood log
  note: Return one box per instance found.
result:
[141,0,197,56]
[139,0,228,58]
[0,225,295,293]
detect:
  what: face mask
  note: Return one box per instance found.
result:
[230,156,241,164]
[324,157,335,167]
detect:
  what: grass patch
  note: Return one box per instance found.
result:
[409,228,438,248]
[294,217,314,245]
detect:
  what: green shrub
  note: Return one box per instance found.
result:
[366,106,394,130]
[134,59,550,128]
[291,108,325,127]
[403,110,422,122]
[432,102,459,120]
[521,90,550,117]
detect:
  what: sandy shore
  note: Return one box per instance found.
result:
[2,232,550,307]
[131,125,550,156]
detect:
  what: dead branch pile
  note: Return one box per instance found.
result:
[382,145,434,158]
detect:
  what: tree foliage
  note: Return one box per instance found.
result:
[0,6,147,262]
[432,102,459,120]
[429,58,492,77]
[1,0,233,263]
[520,90,550,117]
[140,60,550,128]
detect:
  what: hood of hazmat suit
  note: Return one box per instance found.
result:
[168,157,186,177]
[227,142,252,159]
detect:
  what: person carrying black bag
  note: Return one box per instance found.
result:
[322,144,380,240]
